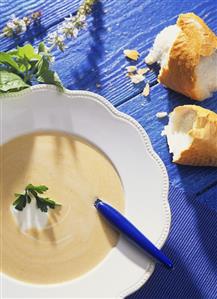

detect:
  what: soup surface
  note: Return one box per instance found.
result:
[0,131,124,284]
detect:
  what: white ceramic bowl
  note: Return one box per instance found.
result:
[0,86,171,298]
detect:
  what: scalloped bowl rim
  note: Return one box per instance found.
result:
[0,85,171,298]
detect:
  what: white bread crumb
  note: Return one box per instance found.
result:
[124,49,140,61]
[125,65,137,72]
[137,68,149,75]
[156,112,168,118]
[130,74,145,84]
[142,83,150,96]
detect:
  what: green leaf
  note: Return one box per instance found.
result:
[36,57,64,91]
[37,43,54,63]
[36,197,49,212]
[42,198,56,208]
[27,194,32,203]
[11,45,41,74]
[13,184,61,213]
[1,44,63,92]
[35,197,61,212]
[16,44,41,61]
[7,50,19,56]
[38,42,48,54]
[26,184,48,194]
[13,197,22,206]
[16,55,31,73]
[0,70,30,93]
[0,52,20,72]
[14,193,23,197]
[13,194,27,211]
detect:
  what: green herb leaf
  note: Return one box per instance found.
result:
[7,49,19,56]
[26,184,48,194]
[14,193,23,197]
[38,42,48,54]
[13,184,61,213]
[16,55,31,73]
[36,56,64,91]
[0,70,29,93]
[7,45,41,74]
[0,52,20,72]
[36,197,56,212]
[0,43,64,93]
[13,194,27,211]
[16,44,41,61]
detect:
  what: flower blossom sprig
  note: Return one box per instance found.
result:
[47,0,97,52]
[1,12,42,37]
[0,0,97,94]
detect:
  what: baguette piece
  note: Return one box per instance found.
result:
[145,13,217,101]
[164,105,217,166]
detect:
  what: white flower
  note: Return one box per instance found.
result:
[58,24,72,38]
[18,19,27,33]
[44,0,96,51]
[50,56,55,63]
[48,32,64,42]
[58,18,79,38]
[81,22,87,30]
[47,32,66,51]
[6,14,27,34]
[72,28,78,38]
[64,14,75,22]
[61,21,72,30]
[58,23,68,34]
[78,14,86,22]
[7,21,16,30]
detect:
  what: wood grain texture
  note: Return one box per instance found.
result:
[117,83,217,194]
[44,0,217,106]
[0,0,217,197]
[0,0,81,51]
[1,0,216,106]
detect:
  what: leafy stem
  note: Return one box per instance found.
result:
[0,0,98,93]
[13,184,61,213]
[23,59,30,82]
[0,43,63,93]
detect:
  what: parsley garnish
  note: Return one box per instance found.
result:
[13,184,61,213]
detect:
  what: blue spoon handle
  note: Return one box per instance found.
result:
[94,199,173,269]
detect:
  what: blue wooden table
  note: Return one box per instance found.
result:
[1,0,217,298]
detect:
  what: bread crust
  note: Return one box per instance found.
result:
[170,105,217,166]
[159,13,217,100]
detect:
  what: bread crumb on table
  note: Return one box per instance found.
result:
[142,82,150,96]
[123,49,140,61]
[137,67,149,75]
[124,50,151,94]
[125,65,137,72]
[130,74,145,84]
[156,112,168,118]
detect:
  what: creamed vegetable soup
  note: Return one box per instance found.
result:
[0,132,124,284]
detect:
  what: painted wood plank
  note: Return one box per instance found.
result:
[1,0,216,107]
[46,0,217,106]
[1,1,217,195]
[0,0,81,51]
[117,83,217,194]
